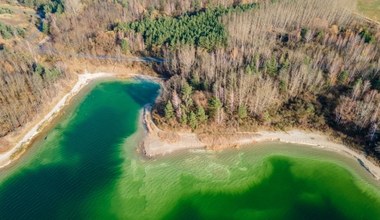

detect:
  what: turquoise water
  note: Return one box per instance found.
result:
[0,80,380,219]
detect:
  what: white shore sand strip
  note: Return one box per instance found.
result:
[255,130,380,181]
[0,73,114,169]
[143,128,380,181]
[142,105,206,157]
[2,73,379,182]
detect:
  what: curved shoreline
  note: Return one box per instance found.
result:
[1,75,380,183]
[142,108,380,181]
[0,72,162,170]
[251,130,380,180]
[143,129,380,181]
[0,73,116,169]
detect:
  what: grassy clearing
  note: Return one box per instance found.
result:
[0,3,35,27]
[0,3,43,44]
[0,7,13,14]
[357,0,380,21]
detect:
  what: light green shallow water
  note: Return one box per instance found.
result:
[0,80,380,220]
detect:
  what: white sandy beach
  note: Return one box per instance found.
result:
[0,72,115,169]
[251,130,380,180]
[1,73,380,183]
[144,129,380,181]
[142,106,380,181]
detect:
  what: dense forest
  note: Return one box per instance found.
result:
[114,3,257,50]
[0,48,68,137]
[1,0,380,159]
[0,2,69,137]
[118,0,380,157]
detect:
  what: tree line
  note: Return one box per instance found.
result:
[3,0,380,160]
[0,1,69,138]
[114,3,257,51]
[147,0,380,158]
[0,47,68,137]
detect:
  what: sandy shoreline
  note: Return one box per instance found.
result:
[0,72,116,169]
[249,130,380,180]
[2,73,380,183]
[142,108,380,181]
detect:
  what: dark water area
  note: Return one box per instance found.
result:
[165,156,380,220]
[0,81,379,220]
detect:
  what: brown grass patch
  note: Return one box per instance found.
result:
[157,131,180,143]
[357,0,380,21]
[0,138,11,153]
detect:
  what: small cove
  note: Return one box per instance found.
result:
[0,80,380,219]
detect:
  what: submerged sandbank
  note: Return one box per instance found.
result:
[2,74,380,185]
[0,71,162,169]
[1,80,380,219]
[142,107,380,181]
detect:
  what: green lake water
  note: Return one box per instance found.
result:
[1,80,380,219]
